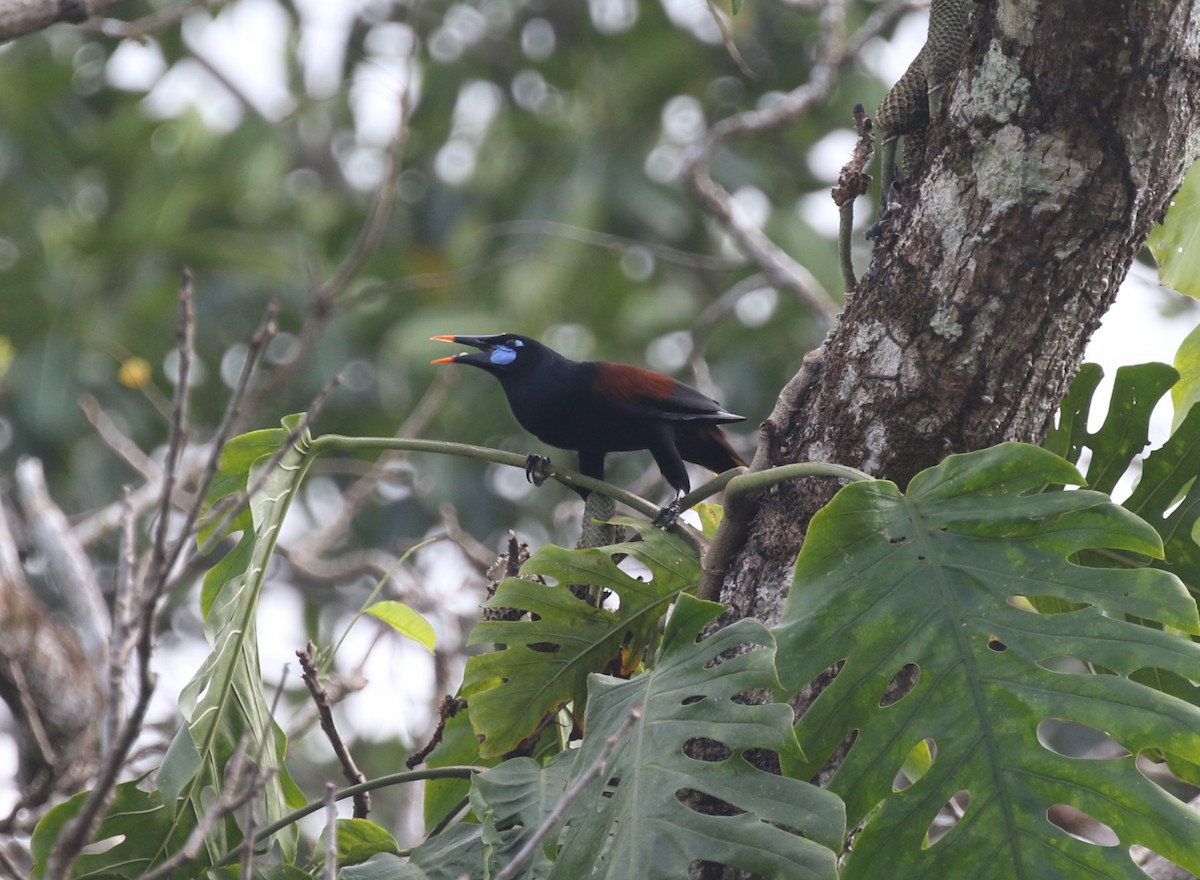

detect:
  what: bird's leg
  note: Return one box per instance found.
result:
[524,453,552,487]
[651,489,686,529]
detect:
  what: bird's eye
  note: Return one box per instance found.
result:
[490,345,517,366]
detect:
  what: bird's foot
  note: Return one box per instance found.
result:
[524,453,552,486]
[651,497,683,530]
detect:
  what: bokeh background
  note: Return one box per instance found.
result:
[0,0,1193,845]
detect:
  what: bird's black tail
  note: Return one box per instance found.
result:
[674,422,746,474]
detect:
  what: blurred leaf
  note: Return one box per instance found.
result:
[31,779,170,879]
[547,594,843,880]
[366,600,436,652]
[314,818,400,866]
[1173,321,1200,429]
[470,751,575,878]
[776,442,1200,878]
[410,822,488,880]
[462,520,700,757]
[1148,157,1200,297]
[162,415,312,864]
[1041,361,1177,495]
[339,852,430,880]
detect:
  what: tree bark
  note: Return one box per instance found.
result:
[717,0,1200,622]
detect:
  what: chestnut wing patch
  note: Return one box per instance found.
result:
[591,363,742,422]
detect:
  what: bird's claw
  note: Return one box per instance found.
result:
[651,498,683,530]
[525,453,552,487]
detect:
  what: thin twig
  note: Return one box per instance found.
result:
[147,269,196,589]
[81,0,232,40]
[0,841,25,880]
[493,704,644,880]
[192,372,345,562]
[682,0,916,320]
[478,220,745,272]
[250,85,411,408]
[304,368,456,558]
[159,300,279,583]
[298,644,370,819]
[138,736,270,880]
[42,272,199,880]
[79,393,161,483]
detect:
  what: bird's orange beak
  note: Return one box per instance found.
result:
[431,335,459,364]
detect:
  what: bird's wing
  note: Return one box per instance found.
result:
[592,363,744,422]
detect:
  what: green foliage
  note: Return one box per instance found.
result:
[1173,322,1200,429]
[314,819,400,866]
[36,389,1200,878]
[471,752,575,878]
[462,520,700,757]
[33,418,312,873]
[31,780,171,878]
[1047,361,1200,594]
[1043,361,1177,495]
[365,600,437,653]
[1148,157,1200,298]
[775,442,1200,878]
[543,595,843,880]
[160,416,311,862]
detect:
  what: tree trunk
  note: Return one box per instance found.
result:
[717,0,1200,622]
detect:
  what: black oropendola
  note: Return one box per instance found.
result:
[432,333,746,526]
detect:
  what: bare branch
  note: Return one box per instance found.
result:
[159,300,278,583]
[81,0,231,41]
[137,736,271,880]
[0,0,126,42]
[147,269,196,589]
[682,0,917,320]
[79,393,161,484]
[298,643,370,819]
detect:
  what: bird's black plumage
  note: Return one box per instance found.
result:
[432,333,746,524]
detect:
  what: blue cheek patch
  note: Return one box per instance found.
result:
[490,345,517,366]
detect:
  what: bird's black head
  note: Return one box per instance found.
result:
[431,333,554,375]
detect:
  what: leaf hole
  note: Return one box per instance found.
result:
[879,663,920,707]
[684,737,732,762]
[923,789,968,848]
[1047,803,1119,846]
[528,641,561,654]
[1006,595,1038,613]
[894,737,936,791]
[888,534,907,544]
[1037,719,1130,759]
[681,694,705,706]
[813,728,858,785]
[676,788,743,816]
[987,636,1007,652]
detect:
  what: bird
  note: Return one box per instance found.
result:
[432,333,746,527]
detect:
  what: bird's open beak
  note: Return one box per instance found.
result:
[431,335,493,364]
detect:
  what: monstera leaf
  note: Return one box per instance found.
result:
[462,521,700,757]
[1045,361,1200,593]
[543,596,843,880]
[775,443,1200,879]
